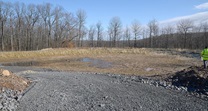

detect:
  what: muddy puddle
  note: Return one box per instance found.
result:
[81,58,112,68]
[2,58,112,69]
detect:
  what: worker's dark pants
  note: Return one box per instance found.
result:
[203,60,208,68]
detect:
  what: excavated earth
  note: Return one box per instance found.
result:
[0,67,30,110]
[149,66,208,98]
[167,66,208,94]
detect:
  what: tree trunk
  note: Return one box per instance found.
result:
[18,19,21,51]
[1,21,4,51]
[10,19,14,51]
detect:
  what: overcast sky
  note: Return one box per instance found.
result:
[3,0,208,29]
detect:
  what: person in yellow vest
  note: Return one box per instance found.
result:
[201,46,208,68]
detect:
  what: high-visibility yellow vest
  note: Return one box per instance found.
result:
[201,48,208,60]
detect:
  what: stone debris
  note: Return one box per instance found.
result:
[145,68,154,72]
[22,80,28,85]
[0,89,20,111]
[16,70,39,75]
[107,70,208,100]
[0,68,30,111]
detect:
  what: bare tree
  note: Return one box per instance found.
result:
[124,26,131,47]
[37,3,55,48]
[3,1,208,50]
[177,19,193,49]
[8,3,14,51]
[76,9,87,47]
[53,6,64,48]
[37,4,47,48]
[14,2,26,51]
[164,25,174,48]
[24,4,39,50]
[108,17,122,47]
[107,27,113,47]
[0,1,78,51]
[46,3,56,48]
[96,21,103,47]
[59,12,77,44]
[88,25,96,47]
[202,22,208,47]
[141,28,149,47]
[148,19,159,48]
[0,2,10,51]
[131,20,141,47]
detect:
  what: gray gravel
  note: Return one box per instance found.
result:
[1,66,208,111]
[0,89,19,111]
[14,70,207,111]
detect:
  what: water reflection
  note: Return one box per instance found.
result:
[82,58,112,68]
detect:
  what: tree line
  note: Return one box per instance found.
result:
[0,1,208,51]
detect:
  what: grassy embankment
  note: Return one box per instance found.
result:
[0,48,200,76]
[0,48,149,61]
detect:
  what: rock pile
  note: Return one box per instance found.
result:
[109,74,187,91]
[107,67,208,100]
[0,89,19,111]
[0,68,30,111]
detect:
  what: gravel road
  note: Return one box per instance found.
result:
[1,66,208,111]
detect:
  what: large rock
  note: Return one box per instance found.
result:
[22,80,27,85]
[0,69,11,77]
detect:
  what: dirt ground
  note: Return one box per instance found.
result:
[0,48,204,92]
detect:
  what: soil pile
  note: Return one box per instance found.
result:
[166,66,208,95]
[0,68,30,110]
[0,68,30,93]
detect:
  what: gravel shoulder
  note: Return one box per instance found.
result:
[14,69,208,111]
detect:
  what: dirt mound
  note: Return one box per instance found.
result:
[0,68,30,93]
[166,66,208,95]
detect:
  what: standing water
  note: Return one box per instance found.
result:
[81,58,112,68]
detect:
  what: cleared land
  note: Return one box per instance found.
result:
[0,48,201,76]
[1,48,208,110]
[0,48,202,92]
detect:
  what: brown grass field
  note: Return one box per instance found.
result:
[0,48,201,76]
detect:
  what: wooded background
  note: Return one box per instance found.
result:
[0,1,208,51]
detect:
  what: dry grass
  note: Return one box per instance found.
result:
[0,48,151,62]
[0,48,201,76]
